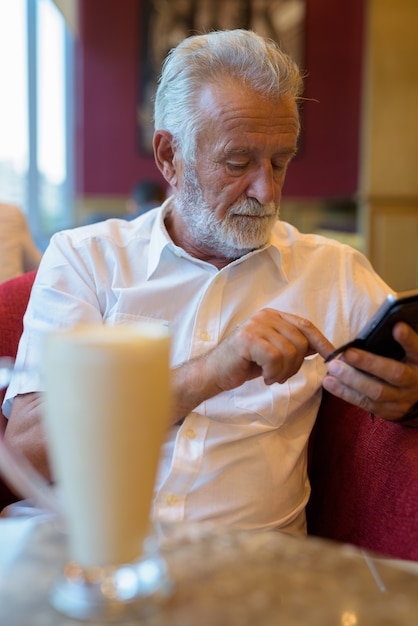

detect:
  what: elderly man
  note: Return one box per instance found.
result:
[4,30,418,535]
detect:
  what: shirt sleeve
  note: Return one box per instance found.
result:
[2,230,104,416]
[342,246,394,337]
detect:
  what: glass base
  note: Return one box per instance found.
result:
[50,553,172,621]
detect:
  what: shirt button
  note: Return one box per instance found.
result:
[166,494,178,506]
[200,331,211,341]
[186,428,196,439]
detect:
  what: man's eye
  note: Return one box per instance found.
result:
[227,163,248,171]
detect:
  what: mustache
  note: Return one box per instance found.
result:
[228,199,277,217]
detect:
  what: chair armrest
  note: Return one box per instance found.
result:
[0,270,37,511]
[307,391,418,561]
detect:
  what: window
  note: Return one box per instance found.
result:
[0,0,74,249]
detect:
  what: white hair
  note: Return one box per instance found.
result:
[154,29,303,162]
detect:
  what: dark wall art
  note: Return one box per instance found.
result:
[138,0,306,153]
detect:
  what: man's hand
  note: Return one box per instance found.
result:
[322,322,418,422]
[207,309,334,390]
[172,308,334,422]
[5,392,52,481]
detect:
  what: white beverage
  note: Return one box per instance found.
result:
[42,323,171,569]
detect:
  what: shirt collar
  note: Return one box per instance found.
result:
[265,228,289,283]
[146,197,180,279]
[221,228,289,284]
[146,198,288,283]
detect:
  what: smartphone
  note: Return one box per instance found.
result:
[325,288,418,362]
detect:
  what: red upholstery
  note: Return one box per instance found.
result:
[307,392,418,560]
[0,270,37,506]
[1,269,418,561]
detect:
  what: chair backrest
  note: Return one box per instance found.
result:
[308,391,418,561]
[0,270,37,508]
[0,268,37,351]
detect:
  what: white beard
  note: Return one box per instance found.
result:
[173,166,279,259]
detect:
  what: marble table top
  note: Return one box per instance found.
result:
[1,518,418,625]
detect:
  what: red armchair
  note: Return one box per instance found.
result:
[1,270,418,560]
[0,270,37,507]
[307,392,418,560]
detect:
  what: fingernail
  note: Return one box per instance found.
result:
[327,360,342,375]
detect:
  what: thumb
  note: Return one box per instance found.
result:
[393,322,418,364]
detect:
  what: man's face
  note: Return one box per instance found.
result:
[172,82,300,261]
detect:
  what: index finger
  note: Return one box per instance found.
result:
[278,312,335,360]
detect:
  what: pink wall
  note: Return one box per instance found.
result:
[75,0,365,199]
[286,0,365,197]
[75,0,161,196]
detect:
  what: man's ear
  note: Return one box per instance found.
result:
[153,130,179,188]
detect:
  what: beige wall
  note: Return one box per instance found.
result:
[360,0,418,289]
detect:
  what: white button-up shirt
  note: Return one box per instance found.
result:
[4,199,391,534]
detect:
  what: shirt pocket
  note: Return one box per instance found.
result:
[233,354,325,427]
[233,378,290,427]
[286,354,325,414]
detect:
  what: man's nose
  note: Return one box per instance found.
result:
[246,164,279,205]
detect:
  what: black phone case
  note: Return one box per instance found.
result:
[325,289,418,362]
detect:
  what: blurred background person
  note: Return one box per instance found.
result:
[126,179,167,219]
[84,179,168,225]
[0,203,42,283]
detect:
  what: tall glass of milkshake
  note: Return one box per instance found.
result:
[42,322,172,621]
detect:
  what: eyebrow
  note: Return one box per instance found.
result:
[222,147,299,162]
[223,146,298,156]
[283,147,298,159]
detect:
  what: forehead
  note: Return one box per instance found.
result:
[195,82,300,153]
